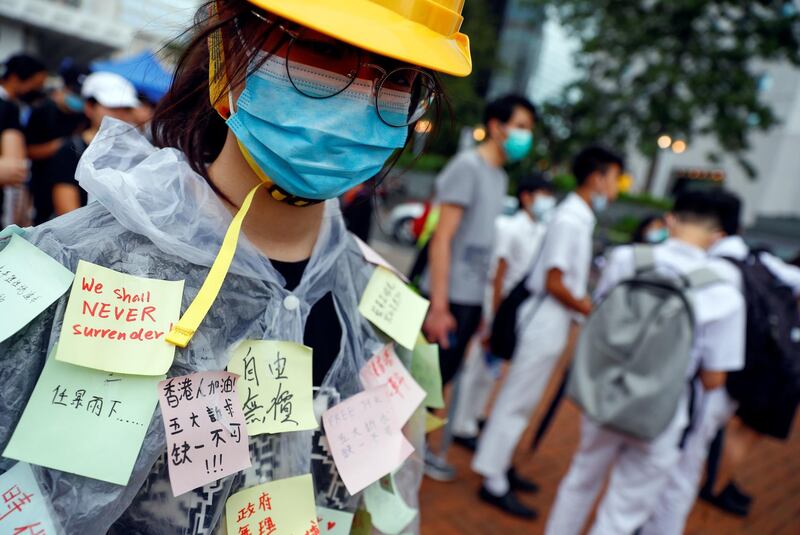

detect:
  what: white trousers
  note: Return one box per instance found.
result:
[451,334,499,437]
[640,387,738,535]
[472,297,572,480]
[545,398,688,535]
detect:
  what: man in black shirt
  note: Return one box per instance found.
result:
[0,54,46,225]
[26,61,89,224]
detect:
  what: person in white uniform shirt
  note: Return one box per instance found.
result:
[451,174,556,450]
[545,189,746,535]
[643,191,800,532]
[473,146,623,518]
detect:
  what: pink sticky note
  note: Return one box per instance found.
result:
[354,236,409,283]
[359,344,426,427]
[322,385,414,495]
[157,371,252,496]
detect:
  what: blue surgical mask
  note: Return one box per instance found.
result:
[503,128,533,163]
[645,227,669,244]
[226,54,408,201]
[530,194,556,222]
[591,193,608,213]
[64,92,84,113]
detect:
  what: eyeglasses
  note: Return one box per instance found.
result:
[251,11,438,127]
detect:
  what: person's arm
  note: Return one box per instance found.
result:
[491,257,509,314]
[697,289,746,390]
[52,183,82,215]
[545,267,592,315]
[423,203,463,348]
[0,129,27,185]
[761,252,800,297]
[26,138,64,160]
[699,370,727,390]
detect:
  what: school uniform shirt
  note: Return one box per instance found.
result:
[493,210,547,296]
[596,239,746,381]
[711,235,800,296]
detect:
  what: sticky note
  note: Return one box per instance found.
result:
[0,234,73,343]
[354,235,409,283]
[225,474,318,535]
[227,340,317,435]
[359,344,426,427]
[322,385,414,495]
[157,371,252,496]
[424,413,447,434]
[358,267,429,350]
[3,345,161,485]
[0,462,59,534]
[55,260,184,376]
[317,506,354,535]
[410,338,444,409]
[350,509,372,535]
[363,474,417,535]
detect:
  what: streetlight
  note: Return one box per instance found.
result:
[671,140,687,154]
[657,135,672,149]
[415,119,432,134]
[472,126,486,142]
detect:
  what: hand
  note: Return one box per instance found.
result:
[576,296,593,316]
[0,158,27,185]
[423,305,457,349]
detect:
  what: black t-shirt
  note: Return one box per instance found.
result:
[25,99,87,224]
[32,135,88,224]
[271,258,343,386]
[0,96,22,222]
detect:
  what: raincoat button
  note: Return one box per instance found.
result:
[283,294,300,311]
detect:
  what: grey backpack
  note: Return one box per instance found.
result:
[567,245,722,440]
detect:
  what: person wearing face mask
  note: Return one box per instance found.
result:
[418,93,536,480]
[25,62,93,224]
[451,173,555,449]
[472,145,623,518]
[633,214,669,244]
[0,1,471,533]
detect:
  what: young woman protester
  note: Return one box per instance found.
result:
[0,1,471,533]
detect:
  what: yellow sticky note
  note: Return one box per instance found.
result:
[411,339,444,409]
[226,474,318,535]
[55,260,184,375]
[358,267,430,350]
[424,413,447,434]
[227,340,318,435]
[350,510,372,535]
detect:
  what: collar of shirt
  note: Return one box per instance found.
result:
[562,192,596,227]
[662,238,708,261]
[709,235,748,261]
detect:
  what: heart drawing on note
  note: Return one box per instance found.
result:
[327,521,336,530]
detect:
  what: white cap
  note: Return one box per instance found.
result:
[81,72,139,108]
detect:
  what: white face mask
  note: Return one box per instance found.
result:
[530,194,556,222]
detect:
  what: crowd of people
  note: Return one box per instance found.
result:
[0,53,151,229]
[416,92,800,534]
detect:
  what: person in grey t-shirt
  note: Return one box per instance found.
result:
[420,94,536,480]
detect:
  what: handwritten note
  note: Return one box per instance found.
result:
[354,236,409,283]
[322,385,414,495]
[359,344,426,428]
[350,510,372,535]
[363,474,417,535]
[358,267,429,350]
[157,371,251,496]
[55,260,184,375]
[0,462,59,535]
[410,338,444,409]
[228,340,317,435]
[0,235,73,343]
[316,506,354,535]
[225,474,318,535]
[3,345,161,485]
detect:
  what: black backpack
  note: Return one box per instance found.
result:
[488,278,532,360]
[725,252,800,439]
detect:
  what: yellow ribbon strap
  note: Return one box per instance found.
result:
[167,183,264,348]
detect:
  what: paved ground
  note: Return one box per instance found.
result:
[368,233,800,535]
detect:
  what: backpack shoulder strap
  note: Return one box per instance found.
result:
[686,267,725,289]
[633,245,656,274]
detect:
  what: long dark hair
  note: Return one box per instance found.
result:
[151,0,445,185]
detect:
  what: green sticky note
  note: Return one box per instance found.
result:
[363,474,417,535]
[225,474,318,535]
[3,345,162,485]
[0,234,74,343]
[317,506,354,535]
[410,338,444,409]
[358,267,430,350]
[349,509,372,535]
[55,260,184,376]
[227,340,318,435]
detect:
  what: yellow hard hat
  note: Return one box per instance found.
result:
[247,0,472,77]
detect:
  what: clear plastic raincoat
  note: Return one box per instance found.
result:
[0,118,424,534]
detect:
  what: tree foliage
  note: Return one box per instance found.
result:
[530,0,800,186]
